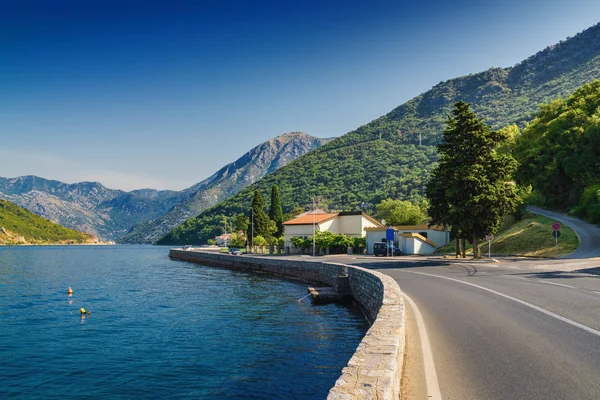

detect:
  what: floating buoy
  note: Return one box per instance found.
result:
[80,308,86,314]
[67,287,73,295]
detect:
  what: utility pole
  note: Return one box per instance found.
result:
[312,197,316,257]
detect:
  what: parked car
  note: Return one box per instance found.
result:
[229,247,243,256]
[182,245,193,251]
[373,242,401,256]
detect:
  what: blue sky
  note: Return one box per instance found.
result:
[1,0,599,191]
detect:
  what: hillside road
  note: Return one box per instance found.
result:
[527,206,600,258]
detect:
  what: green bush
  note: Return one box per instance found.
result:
[573,184,600,223]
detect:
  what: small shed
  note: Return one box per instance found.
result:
[365,224,450,255]
[399,233,438,255]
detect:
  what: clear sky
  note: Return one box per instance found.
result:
[1,0,599,191]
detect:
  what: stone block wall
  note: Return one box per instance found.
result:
[169,250,347,287]
[169,249,405,400]
[328,266,405,399]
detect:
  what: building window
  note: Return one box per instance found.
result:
[419,232,428,239]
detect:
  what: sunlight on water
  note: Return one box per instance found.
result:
[0,246,367,399]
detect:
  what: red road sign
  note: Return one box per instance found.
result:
[552,222,561,231]
[486,234,494,242]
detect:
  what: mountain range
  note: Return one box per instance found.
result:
[0,132,328,241]
[159,22,600,245]
[0,199,97,245]
[119,132,329,243]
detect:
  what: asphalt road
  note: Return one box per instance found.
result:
[528,206,600,259]
[346,257,600,399]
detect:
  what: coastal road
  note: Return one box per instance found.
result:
[528,206,600,258]
[327,255,600,399]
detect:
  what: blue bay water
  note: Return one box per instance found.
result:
[0,246,367,399]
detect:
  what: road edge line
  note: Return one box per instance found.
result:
[403,292,442,400]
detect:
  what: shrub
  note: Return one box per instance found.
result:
[573,184,600,224]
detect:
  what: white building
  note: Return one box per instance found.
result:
[215,234,231,247]
[365,224,450,255]
[283,211,383,249]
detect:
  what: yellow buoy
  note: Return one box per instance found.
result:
[80,308,86,314]
[67,287,73,295]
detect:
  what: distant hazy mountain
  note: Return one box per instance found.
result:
[159,21,600,245]
[119,132,330,243]
[0,198,97,245]
[0,132,328,241]
[0,176,183,240]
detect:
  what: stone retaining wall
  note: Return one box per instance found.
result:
[169,249,405,400]
[170,249,347,286]
[328,266,405,399]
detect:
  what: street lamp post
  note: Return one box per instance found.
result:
[251,207,254,253]
[312,197,316,257]
[223,217,227,247]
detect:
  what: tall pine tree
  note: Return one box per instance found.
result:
[269,185,284,237]
[426,101,519,257]
[248,190,271,242]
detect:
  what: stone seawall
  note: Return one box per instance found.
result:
[169,249,405,400]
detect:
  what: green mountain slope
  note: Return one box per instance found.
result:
[159,22,600,245]
[0,199,97,245]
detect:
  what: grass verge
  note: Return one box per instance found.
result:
[435,212,579,258]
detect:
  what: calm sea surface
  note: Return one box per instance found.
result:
[0,246,367,399]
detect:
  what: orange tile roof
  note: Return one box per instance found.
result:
[283,213,338,225]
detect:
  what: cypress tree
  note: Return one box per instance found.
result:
[248,190,270,241]
[426,101,519,257]
[269,185,284,237]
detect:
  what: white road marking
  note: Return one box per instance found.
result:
[540,280,575,289]
[403,292,442,400]
[407,271,600,338]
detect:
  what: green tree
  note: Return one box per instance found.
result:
[229,232,245,248]
[207,238,216,246]
[353,237,366,252]
[269,185,284,237]
[374,199,426,226]
[426,101,519,258]
[284,207,306,221]
[290,236,312,254]
[315,231,336,253]
[248,191,271,242]
[331,233,354,249]
[232,213,249,233]
[514,80,600,209]
[253,235,267,246]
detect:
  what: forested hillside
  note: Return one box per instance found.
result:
[514,80,600,222]
[0,199,97,245]
[159,22,600,245]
